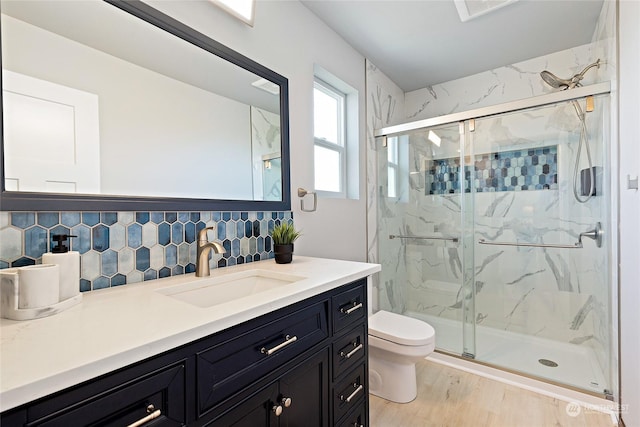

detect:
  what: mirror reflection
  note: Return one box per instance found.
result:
[1,0,282,201]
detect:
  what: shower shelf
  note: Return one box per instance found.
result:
[389,234,459,243]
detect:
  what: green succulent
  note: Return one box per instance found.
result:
[270,222,301,245]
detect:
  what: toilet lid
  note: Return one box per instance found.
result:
[369,310,435,346]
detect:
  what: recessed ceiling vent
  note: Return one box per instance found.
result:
[252,78,280,96]
[454,0,519,22]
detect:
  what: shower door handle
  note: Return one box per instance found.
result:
[478,223,602,249]
[477,239,582,249]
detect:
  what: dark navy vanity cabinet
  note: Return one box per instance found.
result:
[0,278,369,426]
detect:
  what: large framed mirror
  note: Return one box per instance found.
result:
[0,0,290,211]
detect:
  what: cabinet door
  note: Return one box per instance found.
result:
[278,350,329,427]
[206,383,279,427]
[209,350,329,427]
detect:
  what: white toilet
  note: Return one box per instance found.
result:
[368,310,436,403]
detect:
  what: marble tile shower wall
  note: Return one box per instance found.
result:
[0,211,291,291]
[365,59,407,310]
[404,43,602,121]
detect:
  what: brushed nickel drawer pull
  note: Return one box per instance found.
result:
[341,383,363,403]
[340,343,363,359]
[341,302,363,315]
[261,335,298,356]
[127,404,161,427]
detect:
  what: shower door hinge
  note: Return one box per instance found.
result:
[382,136,388,147]
[604,389,614,401]
[469,119,475,132]
[462,352,475,359]
[628,174,639,190]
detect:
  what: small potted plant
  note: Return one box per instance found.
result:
[270,222,301,264]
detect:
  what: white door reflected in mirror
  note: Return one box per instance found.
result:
[3,70,100,194]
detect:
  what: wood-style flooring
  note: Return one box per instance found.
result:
[369,359,616,427]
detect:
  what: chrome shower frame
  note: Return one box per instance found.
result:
[375,82,610,138]
[372,80,617,401]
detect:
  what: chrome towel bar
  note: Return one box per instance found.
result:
[478,239,581,249]
[389,234,459,243]
[478,222,603,249]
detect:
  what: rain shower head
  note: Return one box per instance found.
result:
[540,59,602,90]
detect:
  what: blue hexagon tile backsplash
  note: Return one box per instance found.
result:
[0,211,291,292]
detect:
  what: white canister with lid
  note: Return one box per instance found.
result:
[16,264,60,309]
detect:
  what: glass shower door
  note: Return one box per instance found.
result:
[468,94,613,395]
[376,123,475,356]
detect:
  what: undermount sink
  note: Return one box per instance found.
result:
[156,269,306,308]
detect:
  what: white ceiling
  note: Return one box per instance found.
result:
[300,0,605,92]
[2,1,281,113]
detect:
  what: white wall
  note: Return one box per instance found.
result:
[618,1,640,424]
[146,0,368,262]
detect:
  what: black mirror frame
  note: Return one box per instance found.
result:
[0,0,291,212]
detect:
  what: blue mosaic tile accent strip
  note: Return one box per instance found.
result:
[426,146,558,194]
[0,211,292,292]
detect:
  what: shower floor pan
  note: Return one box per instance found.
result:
[407,311,608,395]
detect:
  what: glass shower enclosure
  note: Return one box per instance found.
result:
[375,83,615,397]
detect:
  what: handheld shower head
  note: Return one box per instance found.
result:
[540,59,602,90]
[540,70,573,89]
[540,59,603,205]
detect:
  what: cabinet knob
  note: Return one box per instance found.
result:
[272,404,283,416]
[281,396,292,408]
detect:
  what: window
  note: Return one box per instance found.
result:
[386,135,409,202]
[313,79,346,196]
[210,0,256,26]
[387,136,399,198]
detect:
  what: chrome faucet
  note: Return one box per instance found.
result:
[196,227,225,277]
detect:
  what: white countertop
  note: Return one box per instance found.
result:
[0,256,380,412]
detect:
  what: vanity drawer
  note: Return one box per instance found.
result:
[332,325,366,380]
[337,404,367,427]
[196,300,329,416]
[27,363,186,427]
[332,279,366,334]
[333,364,366,425]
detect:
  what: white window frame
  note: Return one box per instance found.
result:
[313,79,347,198]
[387,137,399,199]
[386,135,409,202]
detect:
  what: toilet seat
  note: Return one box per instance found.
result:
[369,310,435,347]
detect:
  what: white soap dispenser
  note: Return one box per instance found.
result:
[42,234,81,301]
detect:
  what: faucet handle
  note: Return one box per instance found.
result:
[198,226,214,242]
